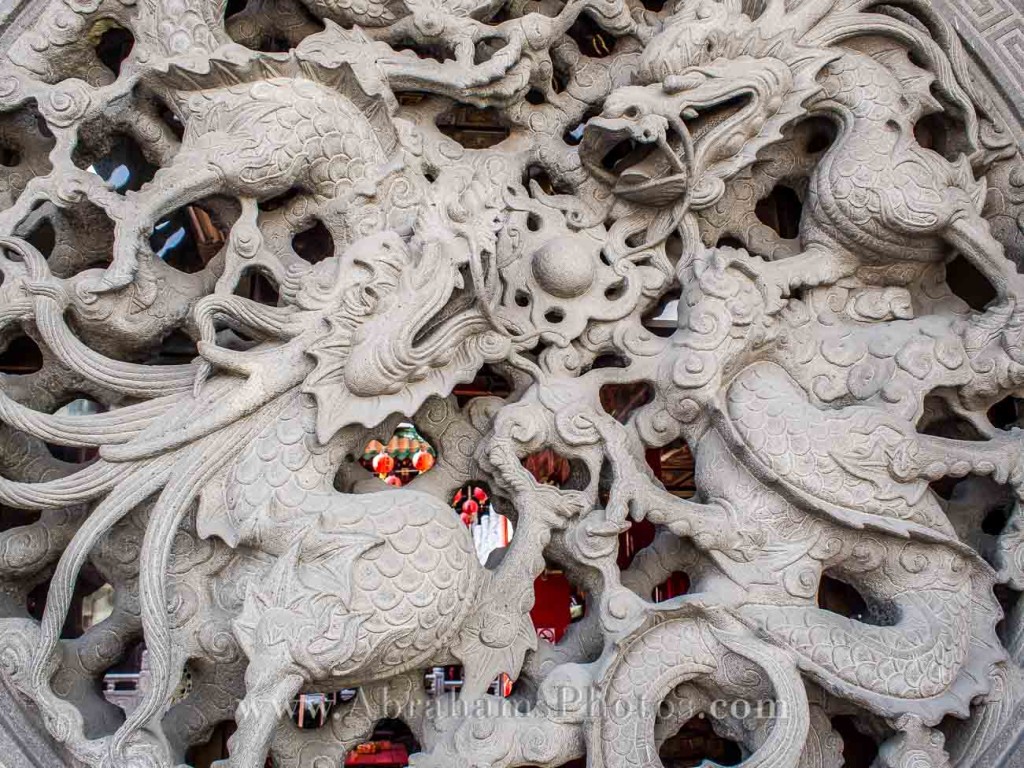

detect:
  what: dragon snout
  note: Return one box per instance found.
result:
[581,113,690,208]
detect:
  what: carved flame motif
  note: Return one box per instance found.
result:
[0,0,1022,766]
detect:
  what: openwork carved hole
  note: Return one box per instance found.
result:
[92,21,134,78]
[361,423,437,487]
[80,582,114,632]
[657,714,743,767]
[642,293,679,338]
[258,187,305,213]
[755,184,803,241]
[183,719,235,767]
[525,88,546,106]
[234,268,280,306]
[454,363,513,406]
[291,219,335,264]
[817,574,898,627]
[588,353,629,371]
[544,307,565,324]
[917,394,986,442]
[151,96,185,141]
[599,380,654,424]
[987,396,1020,430]
[224,0,326,54]
[945,254,998,311]
[914,112,960,162]
[97,639,148,732]
[929,475,1013,570]
[0,334,43,374]
[149,197,238,274]
[436,104,510,149]
[522,450,590,491]
[392,40,451,63]
[357,717,422,761]
[652,436,694,495]
[453,483,513,568]
[797,115,838,155]
[47,398,104,462]
[0,143,20,168]
[566,14,617,58]
[651,570,689,602]
[290,688,353,729]
[474,37,508,65]
[532,565,586,643]
[74,132,158,194]
[640,0,667,13]
[0,504,40,534]
[23,215,55,260]
[563,107,601,146]
[716,235,745,250]
[523,164,571,197]
[981,493,1013,536]
[148,329,198,365]
[26,564,108,640]
[829,715,880,768]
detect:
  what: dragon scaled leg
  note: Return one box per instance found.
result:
[761,244,860,298]
[595,414,747,554]
[78,162,223,300]
[218,671,305,768]
[888,430,1024,495]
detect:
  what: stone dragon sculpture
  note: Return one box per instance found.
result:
[0,0,1022,766]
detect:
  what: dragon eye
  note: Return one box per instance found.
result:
[624,106,640,118]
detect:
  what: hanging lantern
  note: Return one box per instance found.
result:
[472,486,488,503]
[385,424,436,471]
[372,452,395,475]
[359,439,386,472]
[461,499,479,517]
[412,450,435,473]
[385,475,403,487]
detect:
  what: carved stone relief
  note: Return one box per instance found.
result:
[0,0,1023,766]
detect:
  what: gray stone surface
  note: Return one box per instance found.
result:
[0,0,1022,766]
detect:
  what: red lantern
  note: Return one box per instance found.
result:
[412,450,435,473]
[461,499,479,517]
[385,475,403,487]
[460,511,474,526]
[452,488,463,505]
[473,486,488,502]
[372,453,395,475]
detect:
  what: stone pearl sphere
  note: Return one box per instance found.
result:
[530,236,598,299]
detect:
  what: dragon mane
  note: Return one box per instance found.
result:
[636,0,1012,180]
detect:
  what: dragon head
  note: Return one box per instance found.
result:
[186,172,509,445]
[581,0,833,211]
[300,173,510,441]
